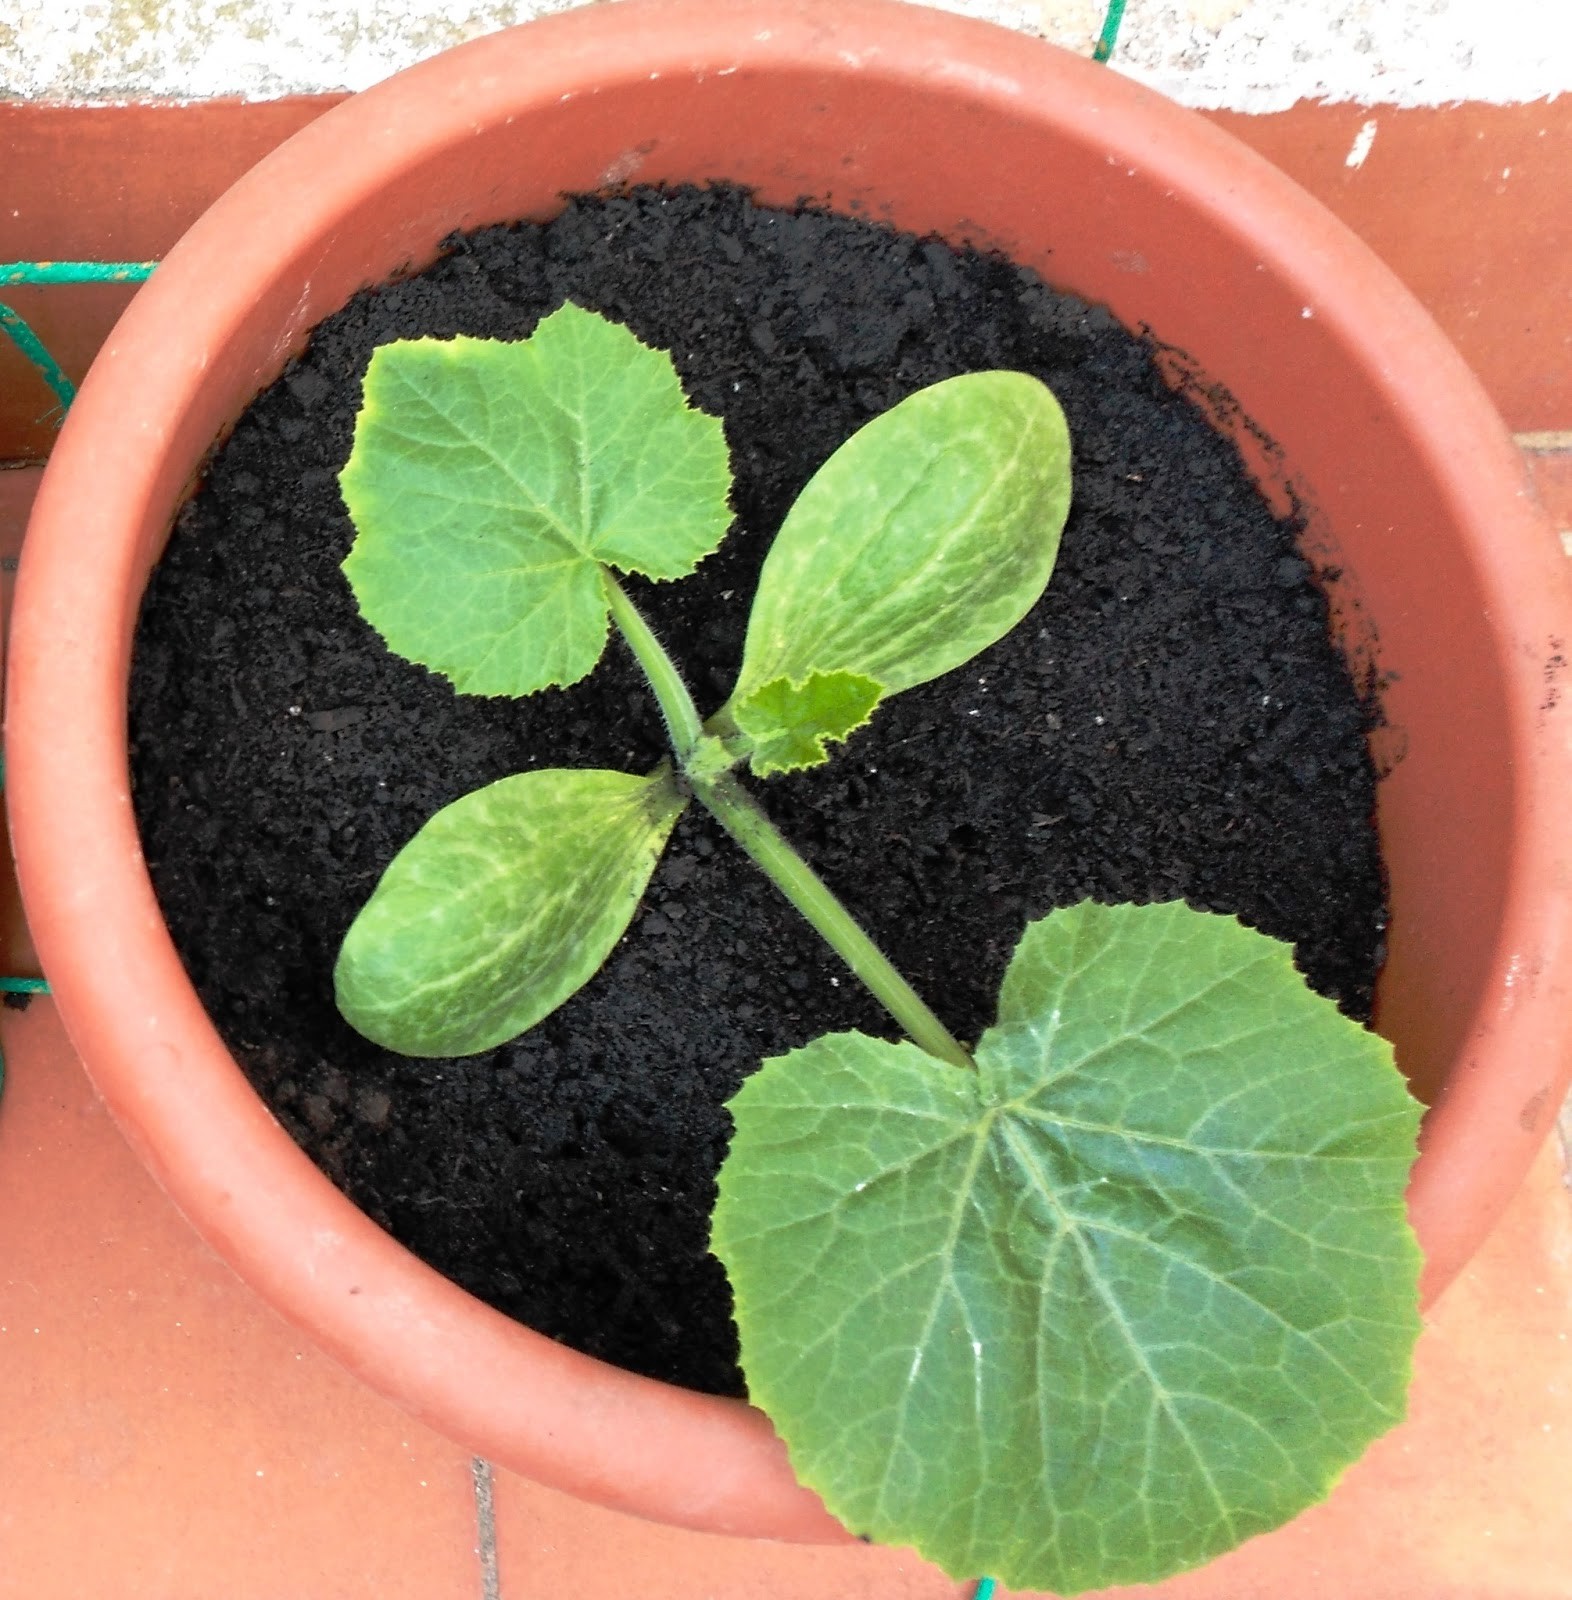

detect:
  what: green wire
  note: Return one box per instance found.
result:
[0,300,76,413]
[0,262,156,418]
[1094,0,1127,62]
[0,805,51,1105]
[0,261,157,285]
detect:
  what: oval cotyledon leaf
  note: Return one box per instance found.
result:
[335,766,686,1056]
[720,371,1071,775]
[712,901,1422,1594]
[339,302,732,697]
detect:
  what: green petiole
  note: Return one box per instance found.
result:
[604,571,973,1071]
[603,571,705,759]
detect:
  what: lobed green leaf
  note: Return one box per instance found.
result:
[731,670,882,776]
[722,371,1071,775]
[713,901,1422,1594]
[335,766,686,1056]
[339,302,732,697]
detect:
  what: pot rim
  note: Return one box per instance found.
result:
[8,0,1571,1543]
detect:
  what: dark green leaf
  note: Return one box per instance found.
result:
[713,901,1422,1593]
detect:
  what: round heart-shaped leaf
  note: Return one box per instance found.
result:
[713,901,1422,1593]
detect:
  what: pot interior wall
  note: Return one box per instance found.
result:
[140,63,1507,1112]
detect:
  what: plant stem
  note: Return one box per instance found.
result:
[603,571,704,758]
[695,772,975,1070]
[601,569,974,1072]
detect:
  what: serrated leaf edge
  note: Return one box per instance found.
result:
[338,306,733,696]
[733,668,886,777]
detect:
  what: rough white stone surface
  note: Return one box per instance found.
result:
[1099,0,1572,111]
[0,0,1568,109]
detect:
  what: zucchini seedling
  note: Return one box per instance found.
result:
[334,301,1421,1595]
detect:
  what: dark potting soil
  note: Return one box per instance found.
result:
[130,185,1386,1398]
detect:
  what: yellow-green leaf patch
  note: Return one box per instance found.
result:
[732,670,882,776]
[335,765,686,1056]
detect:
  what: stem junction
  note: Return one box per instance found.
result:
[601,570,973,1072]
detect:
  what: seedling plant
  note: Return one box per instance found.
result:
[334,302,1421,1595]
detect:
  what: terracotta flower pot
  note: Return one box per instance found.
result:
[8,0,1572,1548]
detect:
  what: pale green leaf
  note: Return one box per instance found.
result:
[335,766,685,1056]
[723,372,1070,773]
[713,901,1422,1594]
[339,302,732,696]
[731,670,881,776]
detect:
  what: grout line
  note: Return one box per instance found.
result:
[1515,431,1572,453]
[472,1457,501,1600]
